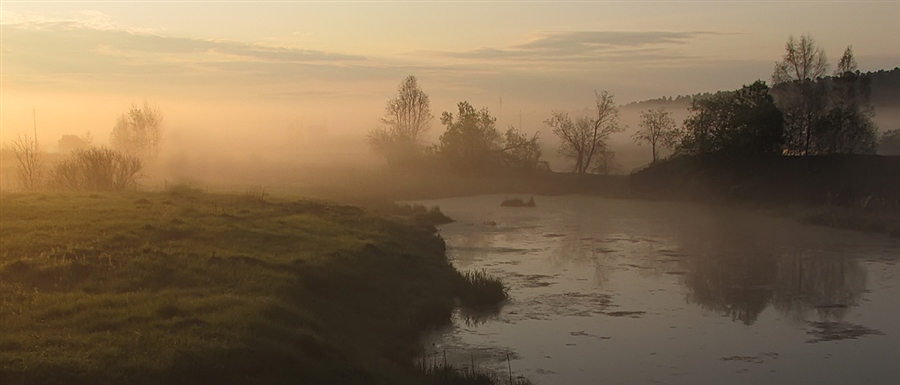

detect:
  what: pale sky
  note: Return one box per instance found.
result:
[1,1,898,158]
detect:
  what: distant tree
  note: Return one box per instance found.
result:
[632,108,678,163]
[433,101,503,171]
[679,81,784,155]
[432,102,541,173]
[546,90,624,173]
[58,132,93,154]
[772,34,828,154]
[5,134,44,191]
[834,46,858,76]
[879,129,900,155]
[369,75,433,166]
[110,101,163,159]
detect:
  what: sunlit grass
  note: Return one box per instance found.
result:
[0,190,499,384]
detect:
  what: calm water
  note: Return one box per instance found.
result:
[413,195,900,385]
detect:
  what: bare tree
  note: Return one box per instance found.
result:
[110,101,164,160]
[546,90,623,173]
[773,34,828,84]
[772,34,829,154]
[835,46,858,76]
[5,134,44,191]
[369,75,433,165]
[632,107,678,163]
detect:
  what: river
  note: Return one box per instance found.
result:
[412,195,900,385]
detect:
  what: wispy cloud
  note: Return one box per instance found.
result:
[1,10,369,92]
[431,30,717,63]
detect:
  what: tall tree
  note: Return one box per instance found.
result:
[369,75,433,166]
[110,101,163,160]
[772,34,828,154]
[632,107,678,163]
[679,81,783,156]
[546,90,623,173]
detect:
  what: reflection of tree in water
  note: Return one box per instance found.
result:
[681,253,777,325]
[679,251,866,325]
[772,253,866,321]
[549,234,613,286]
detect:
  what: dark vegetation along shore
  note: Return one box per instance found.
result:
[0,188,509,385]
[629,154,900,237]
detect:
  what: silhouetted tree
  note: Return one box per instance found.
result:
[110,101,163,160]
[369,75,433,166]
[433,102,542,173]
[817,48,878,154]
[679,81,783,155]
[433,102,503,172]
[817,74,877,154]
[772,34,828,154]
[5,134,44,191]
[834,46,858,76]
[633,107,678,163]
[546,90,623,173]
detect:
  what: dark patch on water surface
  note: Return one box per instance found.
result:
[604,311,646,318]
[569,331,612,339]
[721,352,779,363]
[543,233,566,238]
[805,321,885,343]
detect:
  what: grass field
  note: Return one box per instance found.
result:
[0,188,504,385]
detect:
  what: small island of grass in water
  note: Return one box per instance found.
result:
[500,197,536,208]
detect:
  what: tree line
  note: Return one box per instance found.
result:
[370,34,896,175]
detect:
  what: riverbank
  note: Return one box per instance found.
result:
[629,154,900,237]
[0,189,502,385]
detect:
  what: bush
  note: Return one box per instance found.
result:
[50,147,142,192]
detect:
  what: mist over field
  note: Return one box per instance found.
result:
[2,3,900,385]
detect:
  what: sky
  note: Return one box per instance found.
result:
[1,0,898,160]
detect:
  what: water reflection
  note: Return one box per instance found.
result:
[671,229,866,325]
[416,195,899,385]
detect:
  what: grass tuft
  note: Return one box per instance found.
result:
[457,270,508,309]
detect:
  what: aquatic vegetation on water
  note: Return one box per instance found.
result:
[457,270,508,309]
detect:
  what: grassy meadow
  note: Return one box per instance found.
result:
[0,188,504,385]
